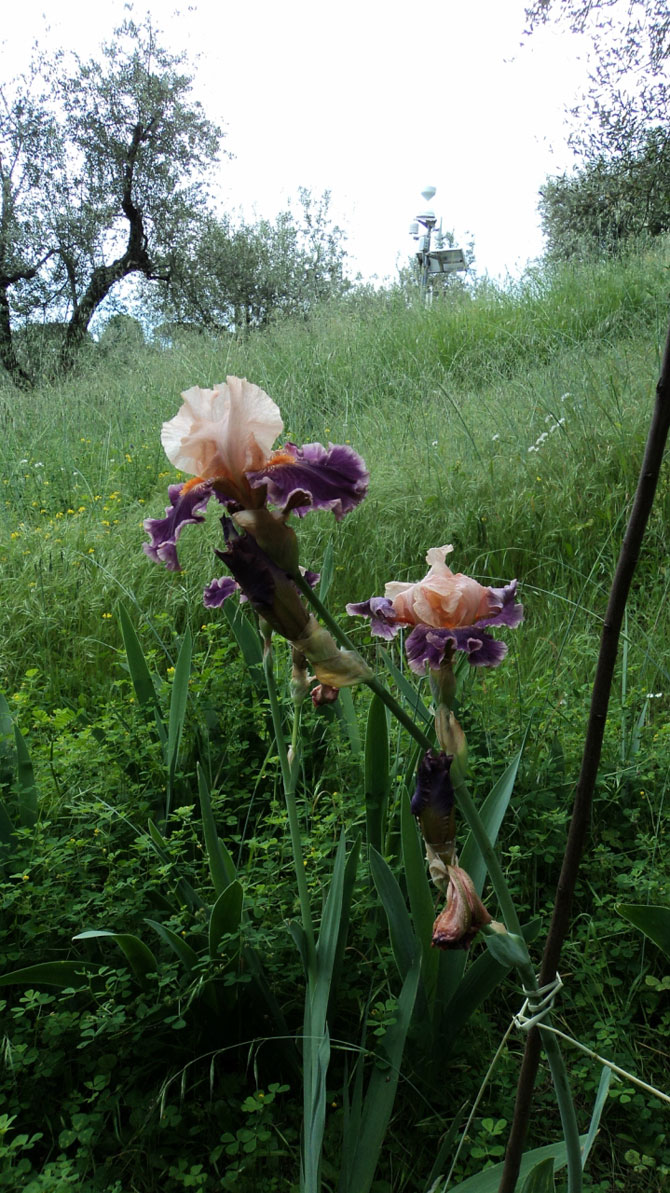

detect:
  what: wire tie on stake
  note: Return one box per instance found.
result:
[514,973,563,1031]
[513,977,670,1107]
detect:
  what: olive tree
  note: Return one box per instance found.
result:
[0,17,223,386]
[159,188,350,333]
[526,2,670,261]
[539,125,670,260]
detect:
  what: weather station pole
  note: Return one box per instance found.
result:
[409,185,467,302]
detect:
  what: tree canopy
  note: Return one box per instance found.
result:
[0,18,222,386]
[527,2,670,260]
[539,125,670,260]
[525,0,670,157]
[158,188,350,334]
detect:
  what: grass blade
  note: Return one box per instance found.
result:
[335,687,361,757]
[444,1135,587,1192]
[369,846,419,982]
[328,832,361,1020]
[145,918,200,971]
[303,834,349,1193]
[422,1117,463,1193]
[117,602,159,710]
[0,961,103,989]
[441,919,541,1046]
[73,929,159,989]
[315,834,348,985]
[380,648,432,727]
[209,880,243,958]
[364,694,389,853]
[146,819,206,912]
[145,917,221,1014]
[223,600,264,689]
[166,627,192,817]
[617,903,670,959]
[459,748,523,897]
[0,690,15,783]
[338,955,421,1193]
[14,723,38,828]
[581,1067,611,1172]
[197,763,236,895]
[0,801,15,850]
[520,1157,556,1192]
[117,603,167,748]
[317,539,335,602]
[1,692,38,829]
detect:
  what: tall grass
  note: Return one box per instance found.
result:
[1,242,668,711]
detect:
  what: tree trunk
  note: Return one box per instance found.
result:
[59,259,129,374]
[58,119,166,376]
[0,287,33,389]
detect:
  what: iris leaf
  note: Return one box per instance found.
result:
[364,694,389,853]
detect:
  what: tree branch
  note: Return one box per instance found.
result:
[0,248,55,287]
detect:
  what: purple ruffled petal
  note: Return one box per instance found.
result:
[405,625,509,672]
[143,481,218,572]
[203,576,240,608]
[248,441,369,520]
[479,579,524,629]
[405,626,450,672]
[463,632,509,666]
[345,596,401,640]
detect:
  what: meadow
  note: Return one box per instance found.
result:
[1,243,670,1192]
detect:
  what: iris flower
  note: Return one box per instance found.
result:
[144,378,371,689]
[144,377,369,572]
[347,545,523,670]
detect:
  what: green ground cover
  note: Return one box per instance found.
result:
[1,244,670,1191]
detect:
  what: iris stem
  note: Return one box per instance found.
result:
[294,572,582,1190]
[262,645,315,969]
[293,573,434,750]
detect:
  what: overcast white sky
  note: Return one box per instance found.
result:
[1,0,591,283]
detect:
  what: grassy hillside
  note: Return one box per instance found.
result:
[2,245,669,701]
[1,242,670,1192]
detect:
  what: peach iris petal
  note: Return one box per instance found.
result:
[160,376,284,483]
[384,545,496,629]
